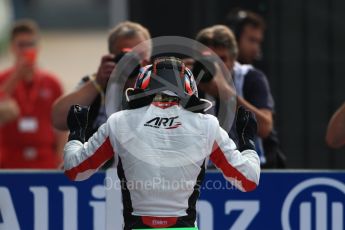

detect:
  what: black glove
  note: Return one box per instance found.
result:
[67,104,90,142]
[236,106,257,152]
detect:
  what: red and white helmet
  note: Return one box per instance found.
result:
[126,56,211,112]
[134,57,198,98]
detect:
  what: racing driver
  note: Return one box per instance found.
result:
[63,57,260,229]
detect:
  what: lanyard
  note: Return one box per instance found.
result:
[16,75,41,115]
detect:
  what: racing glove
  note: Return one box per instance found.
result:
[236,106,257,152]
[67,104,89,143]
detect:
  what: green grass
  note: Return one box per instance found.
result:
[133,228,198,230]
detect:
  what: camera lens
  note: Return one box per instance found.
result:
[114,50,141,79]
[192,55,217,83]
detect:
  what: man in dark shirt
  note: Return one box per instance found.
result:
[226,9,286,168]
[195,25,274,164]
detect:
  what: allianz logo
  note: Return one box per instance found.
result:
[0,185,106,230]
[282,177,345,230]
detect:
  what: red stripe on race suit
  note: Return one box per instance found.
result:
[65,137,113,180]
[141,216,178,228]
[210,142,257,192]
[152,101,179,109]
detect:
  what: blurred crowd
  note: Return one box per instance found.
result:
[0,9,342,170]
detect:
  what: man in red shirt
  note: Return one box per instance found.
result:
[0,19,65,168]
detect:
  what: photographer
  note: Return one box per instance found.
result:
[226,9,286,168]
[194,25,274,165]
[52,21,151,138]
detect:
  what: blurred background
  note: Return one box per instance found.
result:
[1,0,345,169]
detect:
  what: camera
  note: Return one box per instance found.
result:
[192,52,218,83]
[113,48,141,79]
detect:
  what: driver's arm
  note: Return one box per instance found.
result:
[63,105,114,181]
[210,126,260,192]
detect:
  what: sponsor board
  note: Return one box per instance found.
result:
[0,170,344,230]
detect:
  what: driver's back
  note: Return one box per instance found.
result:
[64,103,260,228]
[110,103,217,217]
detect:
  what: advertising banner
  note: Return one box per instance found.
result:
[1,170,344,230]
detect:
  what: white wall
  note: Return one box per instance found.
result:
[0,30,108,93]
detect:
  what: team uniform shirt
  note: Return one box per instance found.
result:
[0,68,63,168]
[64,103,260,228]
[233,62,274,111]
[233,62,274,163]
